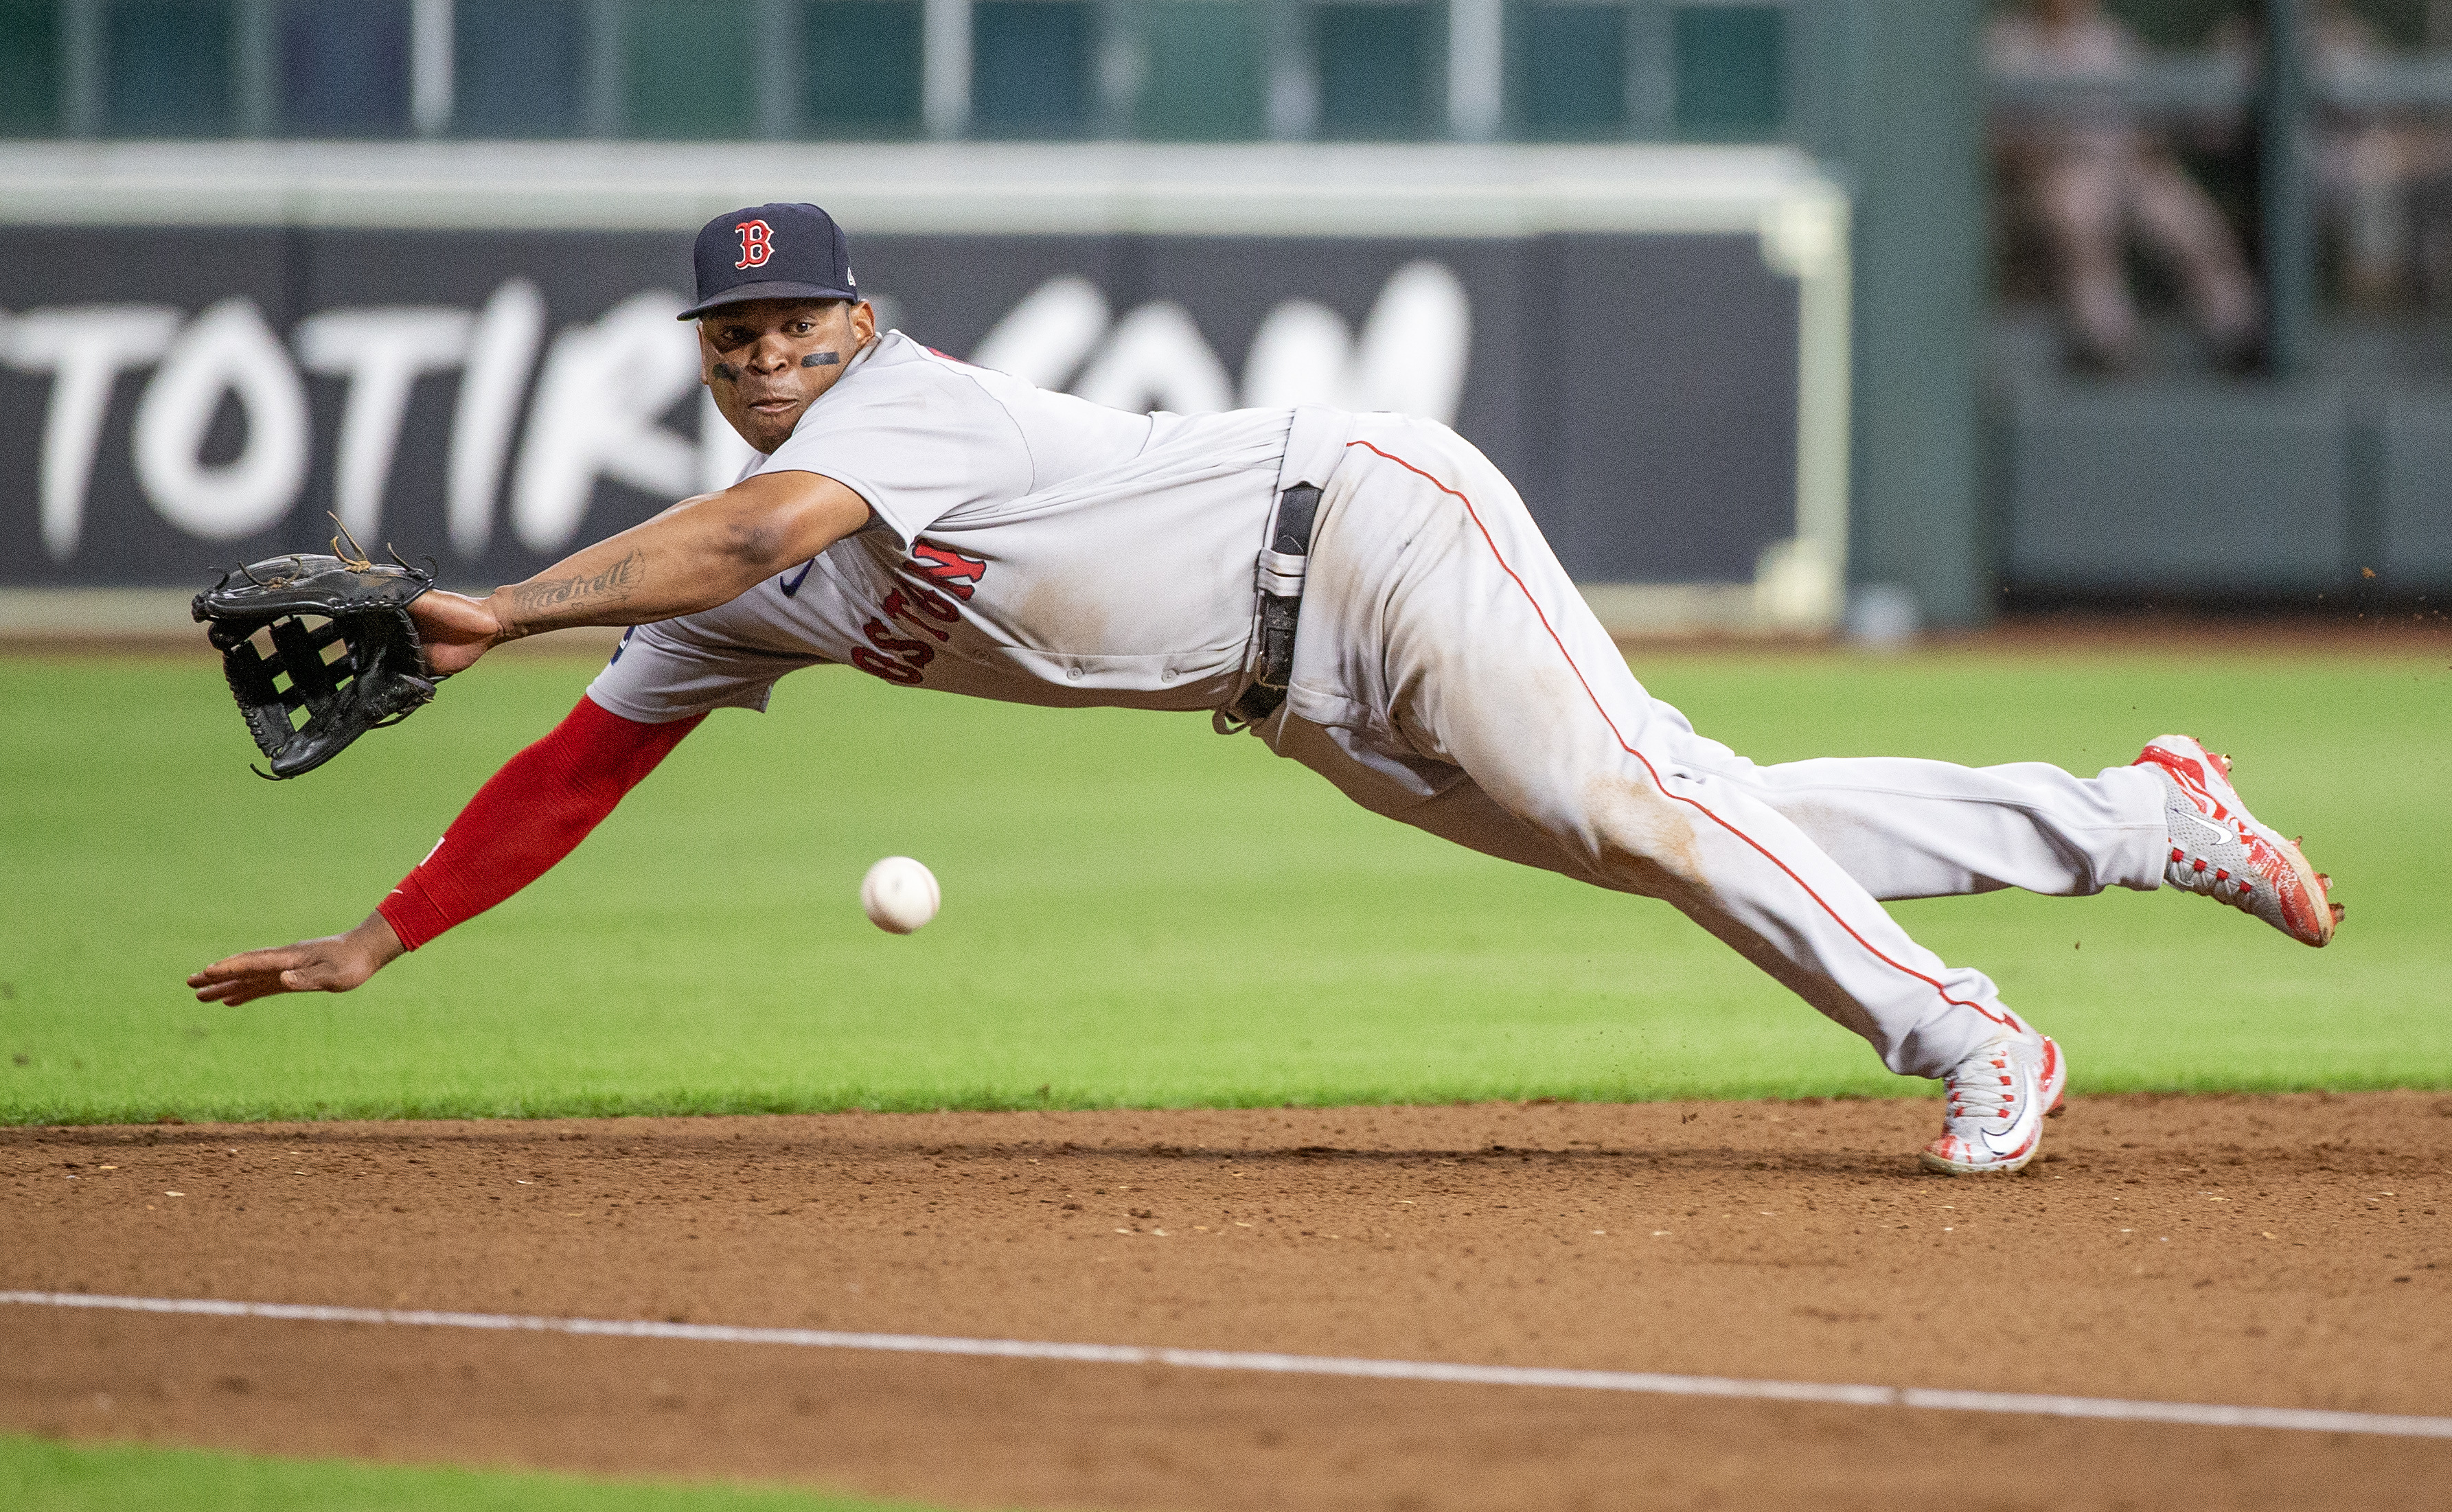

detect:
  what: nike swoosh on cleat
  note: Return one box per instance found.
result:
[1976,1053,2052,1156]
[1977,1123,2039,1160]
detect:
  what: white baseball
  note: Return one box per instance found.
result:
[860,856,940,934]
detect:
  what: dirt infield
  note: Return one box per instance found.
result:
[5,1092,2449,1510]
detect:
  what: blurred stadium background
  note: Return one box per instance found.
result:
[5,16,2447,1504]
[6,0,2444,640]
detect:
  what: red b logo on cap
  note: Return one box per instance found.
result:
[735,220,773,270]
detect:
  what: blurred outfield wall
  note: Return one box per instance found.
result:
[0,0,2002,634]
[0,141,1853,634]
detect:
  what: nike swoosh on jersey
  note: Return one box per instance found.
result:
[778,560,816,597]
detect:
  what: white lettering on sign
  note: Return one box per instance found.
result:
[0,263,1474,569]
[295,307,476,543]
[133,299,310,542]
[1241,261,1472,422]
[0,306,181,559]
[698,387,759,495]
[447,279,544,559]
[966,261,1472,424]
[510,290,700,553]
[1240,299,1353,410]
[969,277,1111,391]
[1072,302,1235,416]
[1350,260,1472,422]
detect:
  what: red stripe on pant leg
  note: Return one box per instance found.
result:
[1342,438,2019,1032]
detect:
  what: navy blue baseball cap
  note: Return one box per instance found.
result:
[677,202,859,320]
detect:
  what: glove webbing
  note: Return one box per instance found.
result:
[242,614,352,723]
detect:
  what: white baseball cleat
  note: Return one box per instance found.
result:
[1918,1033,2066,1176]
[2132,734,2340,948]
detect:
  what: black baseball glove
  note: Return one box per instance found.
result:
[192,548,442,779]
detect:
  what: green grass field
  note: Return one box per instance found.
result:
[3,643,2445,1126]
[0,1433,940,1512]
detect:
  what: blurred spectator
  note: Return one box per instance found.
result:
[2298,0,2452,307]
[2209,0,2414,304]
[2302,1,2405,302]
[1990,0,2265,373]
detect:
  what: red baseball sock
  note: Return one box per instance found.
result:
[376,695,704,950]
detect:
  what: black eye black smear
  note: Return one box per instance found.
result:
[801,352,841,367]
[711,361,741,381]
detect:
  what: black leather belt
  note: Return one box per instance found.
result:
[1228,483,1322,724]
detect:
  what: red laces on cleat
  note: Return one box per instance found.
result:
[1920,1035,2065,1176]
[2133,734,2337,948]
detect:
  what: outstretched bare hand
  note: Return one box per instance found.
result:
[187,913,406,1007]
[411,589,510,676]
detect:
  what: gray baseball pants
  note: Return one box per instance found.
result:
[1262,415,2168,1079]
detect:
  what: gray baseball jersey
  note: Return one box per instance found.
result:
[588,331,1350,723]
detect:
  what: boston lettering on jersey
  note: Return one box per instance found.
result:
[845,538,988,687]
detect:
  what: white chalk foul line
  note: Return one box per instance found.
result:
[6,1290,2449,1441]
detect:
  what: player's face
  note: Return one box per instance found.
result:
[698,298,878,454]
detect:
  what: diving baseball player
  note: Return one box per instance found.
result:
[189,203,2342,1175]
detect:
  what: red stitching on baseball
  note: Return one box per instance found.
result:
[1343,438,2019,1032]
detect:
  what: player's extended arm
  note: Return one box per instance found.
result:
[186,696,702,1006]
[412,470,869,675]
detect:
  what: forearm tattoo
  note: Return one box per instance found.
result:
[506,549,647,633]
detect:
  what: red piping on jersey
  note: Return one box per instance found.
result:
[377,695,704,951]
[1342,437,2019,1033]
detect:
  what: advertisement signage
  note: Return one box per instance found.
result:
[0,144,1846,626]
